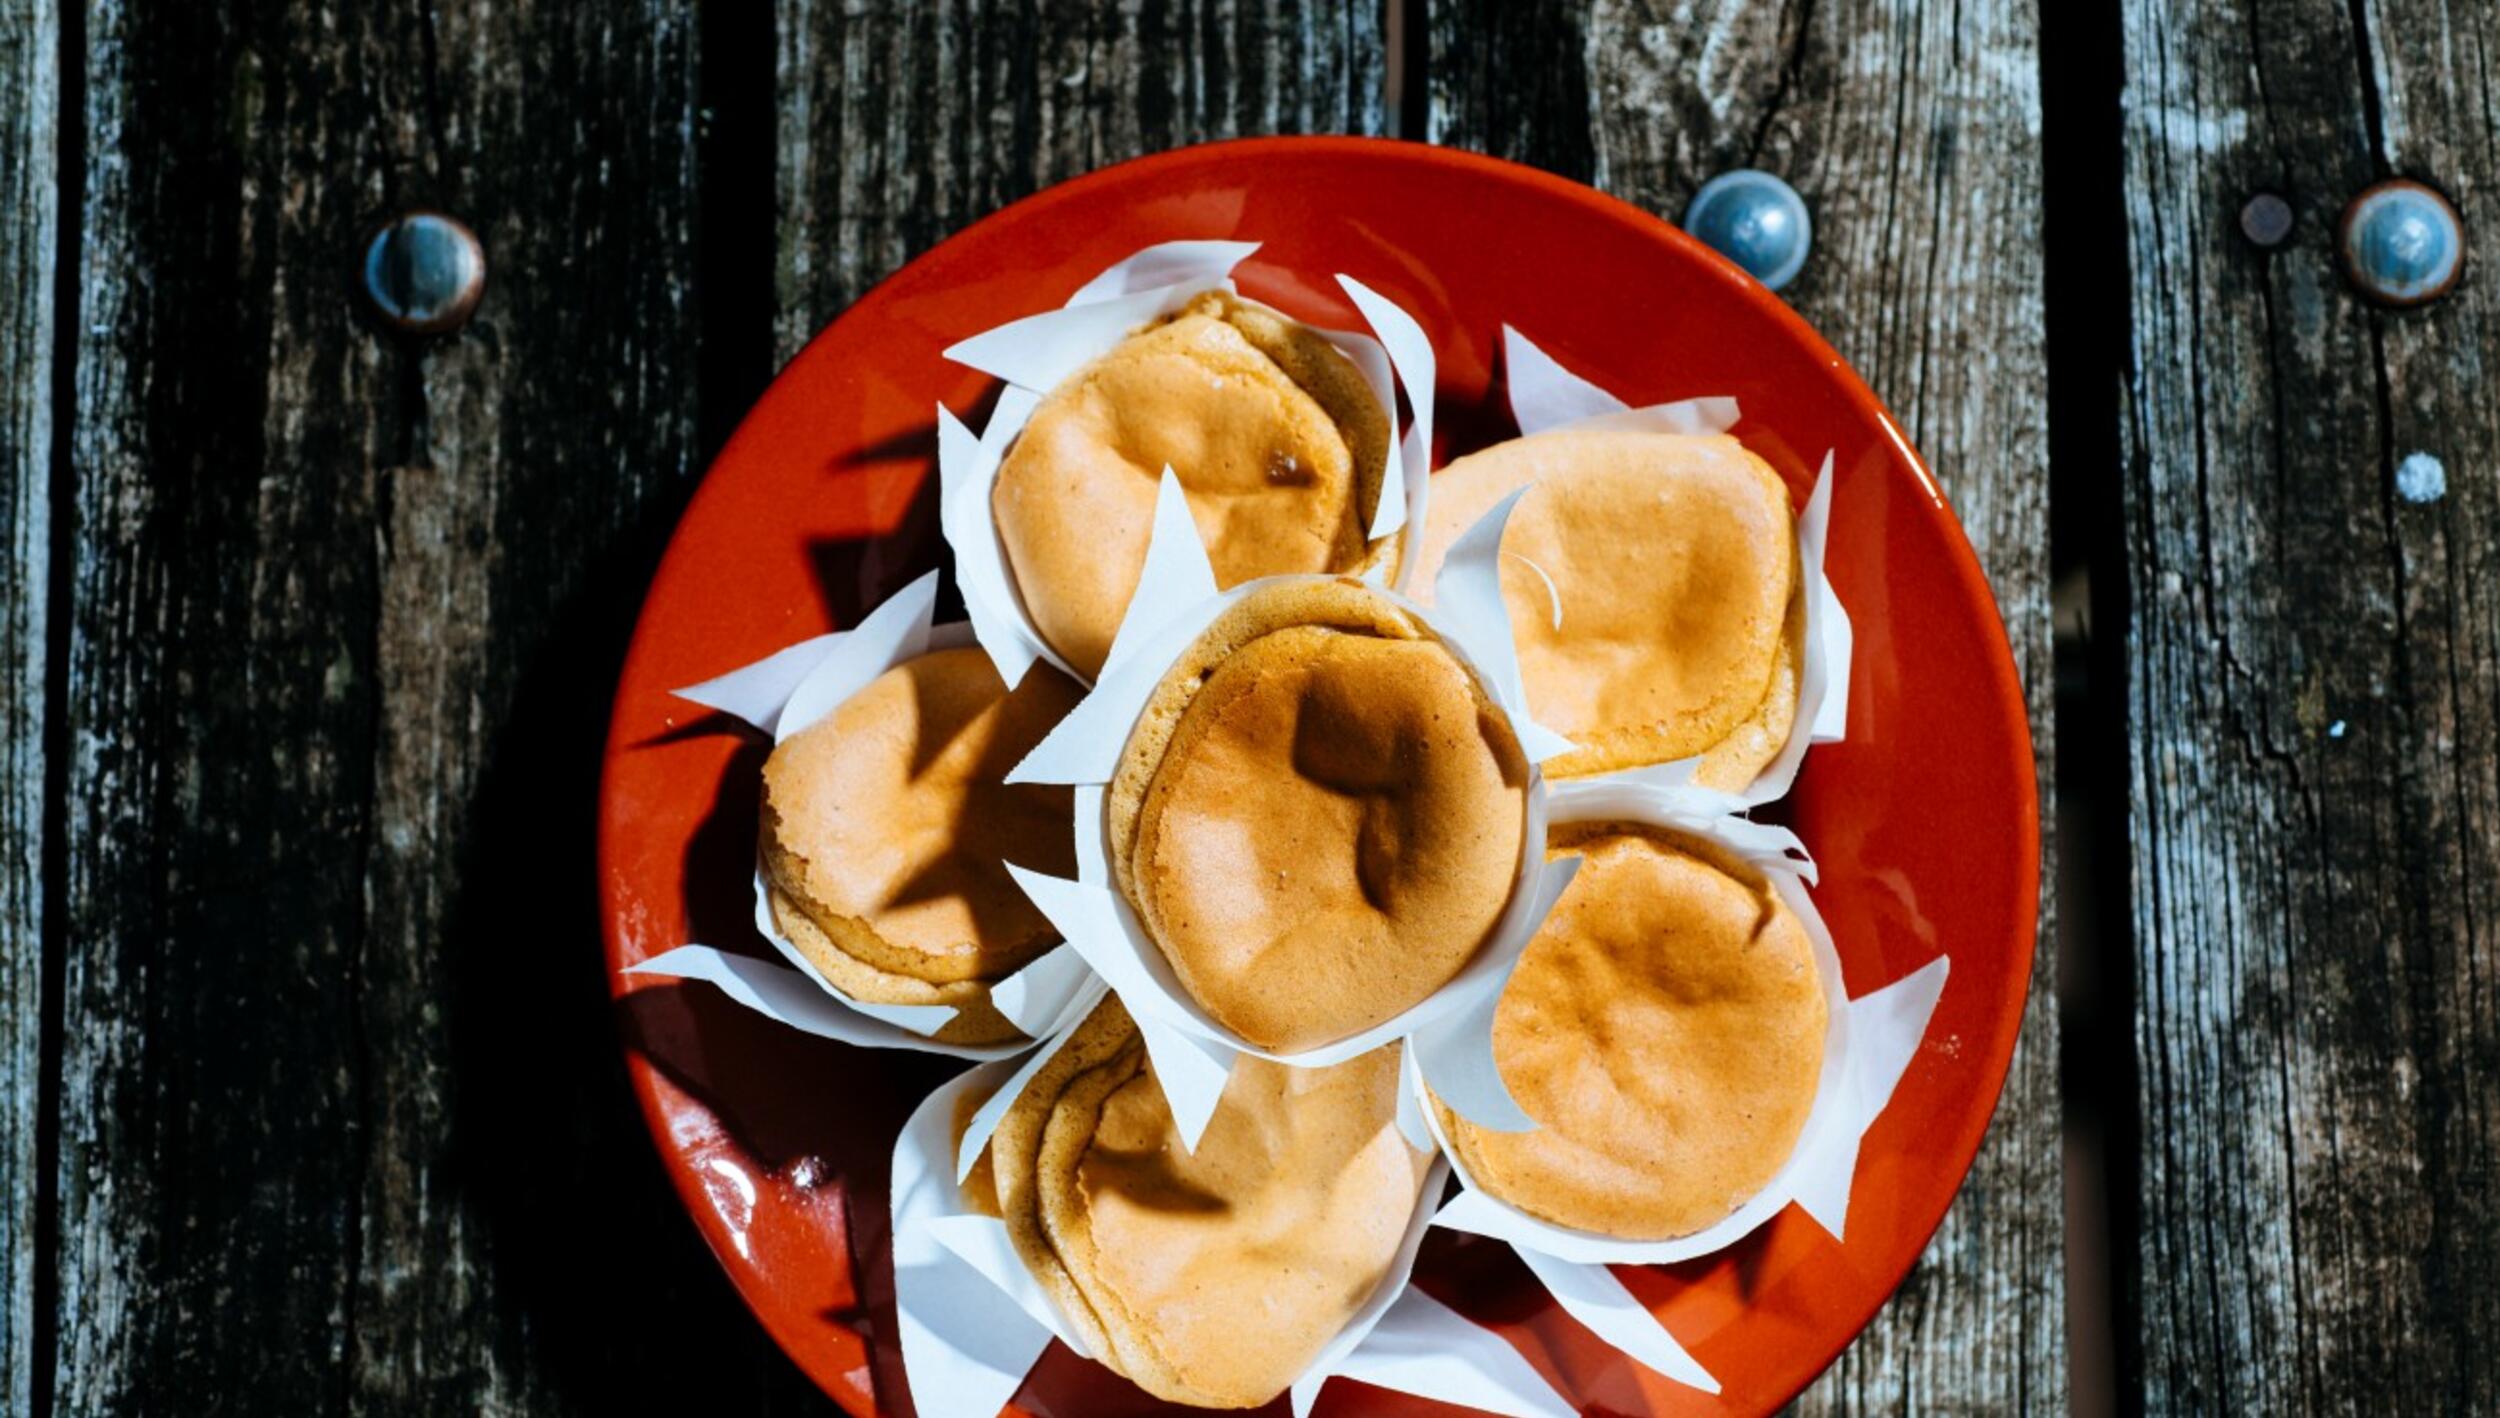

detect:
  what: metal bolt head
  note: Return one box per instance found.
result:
[2338,179,2463,307]
[362,211,486,335]
[2240,192,2295,249]
[1684,169,1813,292]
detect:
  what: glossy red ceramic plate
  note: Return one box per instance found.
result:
[599,137,2038,1417]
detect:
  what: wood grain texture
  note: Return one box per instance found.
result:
[52,1,823,1411]
[772,0,1386,360]
[1430,2,2065,1411]
[24,0,2086,1412]
[0,1,52,1412]
[32,3,1393,1412]
[57,4,392,1402]
[2121,0,2500,1408]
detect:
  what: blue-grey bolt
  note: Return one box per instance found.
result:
[2240,192,2295,249]
[362,211,486,335]
[1684,170,1812,292]
[2339,180,2463,307]
[2396,451,2448,503]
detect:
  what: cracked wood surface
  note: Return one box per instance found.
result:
[26,0,2414,1411]
[18,2,1398,1414]
[2121,0,2500,1410]
[1428,2,2062,1412]
[0,3,53,1414]
[11,0,2068,1413]
[771,0,1387,364]
[40,0,822,1411]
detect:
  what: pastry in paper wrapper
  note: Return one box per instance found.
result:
[630,571,1099,1059]
[758,645,1084,1046]
[1004,468,1578,1147]
[890,1000,1570,1418]
[1107,577,1531,1054]
[942,240,1438,690]
[1407,430,1805,787]
[1433,819,1826,1239]
[975,996,1431,1408]
[1415,779,1951,1397]
[994,289,1395,678]
[1405,325,1853,802]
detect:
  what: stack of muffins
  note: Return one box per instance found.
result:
[747,271,1833,1409]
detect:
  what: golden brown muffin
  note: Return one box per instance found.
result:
[992,291,1393,679]
[985,997,1429,1408]
[1437,823,1826,1239]
[1106,578,1530,1053]
[760,646,1084,1045]
[1407,429,1804,786]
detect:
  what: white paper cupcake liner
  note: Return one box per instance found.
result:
[936,239,1439,689]
[1493,326,1855,806]
[893,1009,1582,1418]
[998,471,1581,1149]
[1408,777,1951,1395]
[625,569,1100,1061]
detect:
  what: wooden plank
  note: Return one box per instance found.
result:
[771,0,1388,360]
[1429,2,2064,1411]
[0,1,52,1412]
[51,1,1388,1409]
[53,1,822,1409]
[343,3,843,1410]
[2120,0,2500,1408]
[54,3,395,1404]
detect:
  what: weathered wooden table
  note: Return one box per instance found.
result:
[1,0,2492,1412]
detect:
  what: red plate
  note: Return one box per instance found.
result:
[600,136,2038,1417]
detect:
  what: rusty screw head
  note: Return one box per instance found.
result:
[362,211,486,335]
[2240,192,2295,249]
[2338,179,2463,307]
